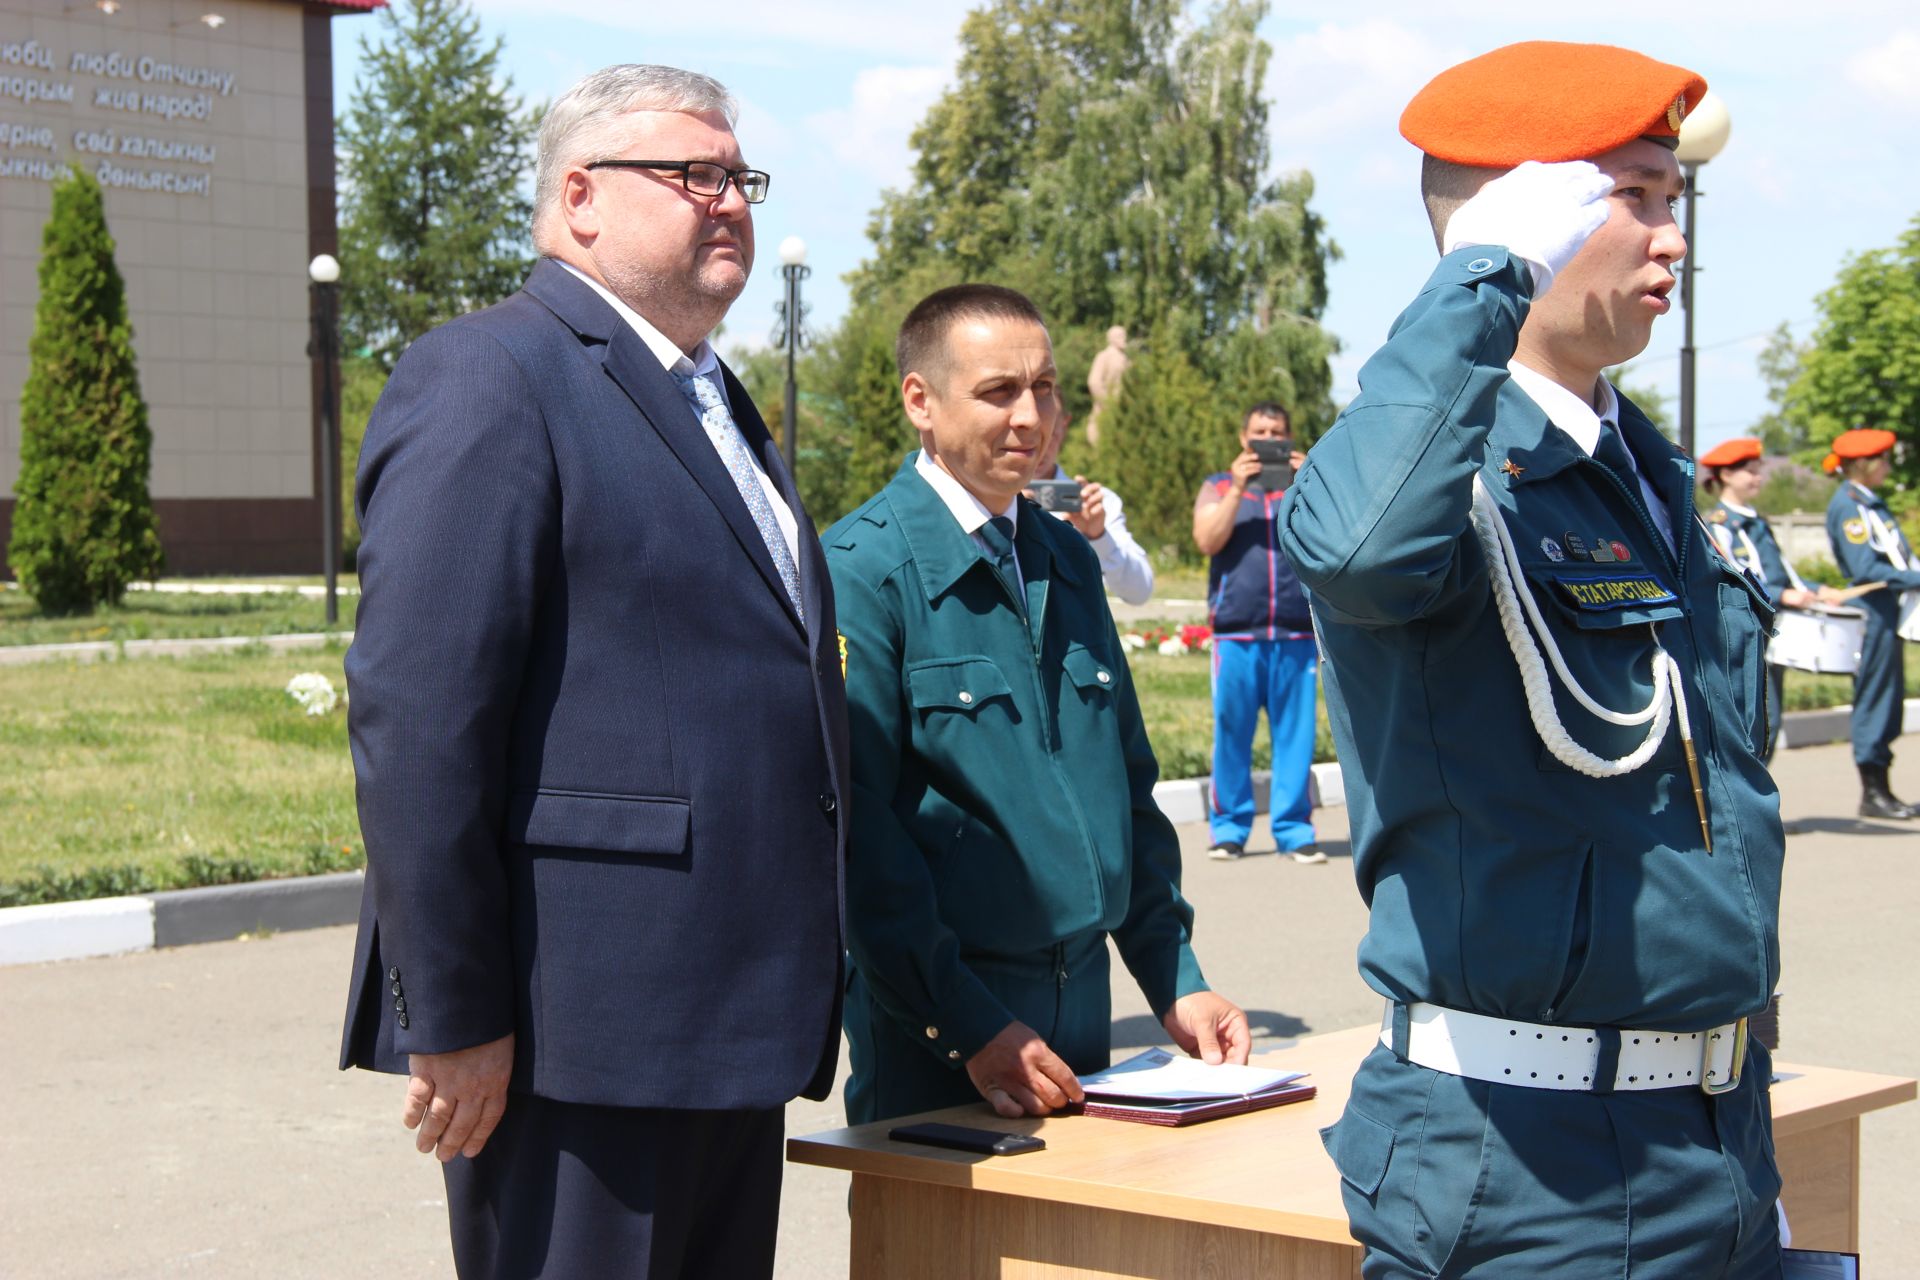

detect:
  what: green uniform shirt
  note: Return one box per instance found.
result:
[1280,248,1783,1032]
[825,456,1207,1064]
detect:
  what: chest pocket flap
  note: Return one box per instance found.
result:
[908,655,1012,714]
[1524,566,1686,630]
[1061,643,1117,695]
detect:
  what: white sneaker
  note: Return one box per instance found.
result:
[1207,841,1246,861]
[1290,847,1329,865]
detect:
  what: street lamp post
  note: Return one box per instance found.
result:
[771,235,810,475]
[1674,91,1732,458]
[307,253,341,626]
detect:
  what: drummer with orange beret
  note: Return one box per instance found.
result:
[1283,41,1790,1279]
[1701,436,1841,762]
[1823,427,1920,817]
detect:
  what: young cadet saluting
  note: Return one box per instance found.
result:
[1280,44,1786,1278]
[1701,436,1840,764]
[1823,427,1920,818]
[826,284,1248,1125]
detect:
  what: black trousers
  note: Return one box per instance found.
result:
[441,1095,784,1280]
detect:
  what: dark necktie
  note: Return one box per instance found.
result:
[980,516,1024,614]
[1592,423,1639,499]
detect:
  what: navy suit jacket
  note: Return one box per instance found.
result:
[338,260,847,1110]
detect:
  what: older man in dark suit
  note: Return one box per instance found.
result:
[337,64,846,1279]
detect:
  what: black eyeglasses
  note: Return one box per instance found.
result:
[585,159,770,204]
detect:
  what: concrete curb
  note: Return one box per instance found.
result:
[1,873,363,968]
[2,703,1912,968]
[0,896,154,965]
[0,630,352,667]
[1151,763,1345,827]
[148,871,366,949]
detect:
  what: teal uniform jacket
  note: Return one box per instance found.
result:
[1282,248,1787,1278]
[1280,248,1783,1034]
[1708,501,1793,763]
[1825,480,1920,614]
[1825,480,1920,766]
[1707,502,1790,600]
[825,456,1208,1073]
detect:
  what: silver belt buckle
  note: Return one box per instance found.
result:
[1700,1017,1748,1095]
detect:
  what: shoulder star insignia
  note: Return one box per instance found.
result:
[1498,458,1525,478]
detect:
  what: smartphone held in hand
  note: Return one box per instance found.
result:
[1028,478,1084,514]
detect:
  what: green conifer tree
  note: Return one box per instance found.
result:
[8,165,163,613]
[337,0,537,373]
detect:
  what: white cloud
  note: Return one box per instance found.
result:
[471,0,975,59]
[1264,20,1468,178]
[804,61,954,187]
[1844,31,1920,111]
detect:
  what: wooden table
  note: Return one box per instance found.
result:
[788,1024,1914,1279]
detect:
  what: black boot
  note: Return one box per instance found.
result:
[1858,764,1920,820]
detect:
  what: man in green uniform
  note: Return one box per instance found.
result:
[826,283,1248,1125]
[1280,43,1786,1277]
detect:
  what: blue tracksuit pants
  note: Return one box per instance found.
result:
[1209,635,1317,850]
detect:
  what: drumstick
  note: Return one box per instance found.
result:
[1829,582,1888,603]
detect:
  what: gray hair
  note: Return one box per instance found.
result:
[531,64,739,254]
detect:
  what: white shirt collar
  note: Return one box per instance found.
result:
[556,259,718,380]
[913,448,1018,536]
[1723,498,1758,517]
[1506,361,1618,456]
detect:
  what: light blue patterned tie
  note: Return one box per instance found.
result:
[672,370,805,623]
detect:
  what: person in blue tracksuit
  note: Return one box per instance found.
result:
[1281,43,1785,1278]
[1192,402,1325,864]
[1700,436,1839,763]
[1822,427,1920,818]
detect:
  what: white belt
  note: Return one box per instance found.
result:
[1381,1001,1748,1095]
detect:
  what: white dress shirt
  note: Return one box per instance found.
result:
[1507,361,1675,552]
[558,260,799,565]
[1041,465,1155,605]
[913,448,1024,596]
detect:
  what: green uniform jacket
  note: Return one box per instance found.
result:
[1280,248,1783,1033]
[825,456,1207,1065]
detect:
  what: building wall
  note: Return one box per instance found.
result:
[0,0,337,576]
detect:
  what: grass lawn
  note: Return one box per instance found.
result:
[0,645,360,906]
[0,586,354,647]
[1126,645,1335,780]
[1,636,1911,906]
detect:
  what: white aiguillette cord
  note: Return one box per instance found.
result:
[1469,474,1711,851]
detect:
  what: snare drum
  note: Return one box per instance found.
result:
[1767,605,1867,674]
[1899,590,1920,643]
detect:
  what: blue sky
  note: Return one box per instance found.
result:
[332,1,1920,449]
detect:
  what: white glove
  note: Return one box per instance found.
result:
[1442,160,1614,297]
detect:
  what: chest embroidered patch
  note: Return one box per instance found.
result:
[1552,573,1680,611]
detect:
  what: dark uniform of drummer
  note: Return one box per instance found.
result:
[1823,427,1920,818]
[1281,42,1786,1277]
[1701,436,1839,763]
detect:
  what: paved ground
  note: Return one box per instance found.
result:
[2,739,1915,1278]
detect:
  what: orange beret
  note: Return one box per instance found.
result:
[1832,427,1897,459]
[1698,438,1762,469]
[1401,41,1707,167]
[1824,427,1897,471]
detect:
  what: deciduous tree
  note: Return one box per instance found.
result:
[806,0,1338,551]
[1775,215,1920,491]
